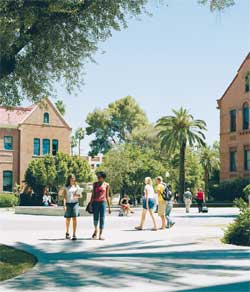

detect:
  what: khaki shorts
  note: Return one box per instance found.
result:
[158,201,166,216]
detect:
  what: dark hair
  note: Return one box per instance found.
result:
[96,171,106,179]
[66,174,76,187]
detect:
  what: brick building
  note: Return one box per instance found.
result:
[217,53,250,181]
[82,155,104,170]
[0,98,71,192]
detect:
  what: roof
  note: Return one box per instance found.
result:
[0,105,36,127]
[217,52,250,108]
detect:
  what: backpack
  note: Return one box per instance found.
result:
[161,183,172,201]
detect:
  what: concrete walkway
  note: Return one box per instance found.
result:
[0,207,249,292]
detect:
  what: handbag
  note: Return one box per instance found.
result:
[202,204,208,213]
[86,202,93,214]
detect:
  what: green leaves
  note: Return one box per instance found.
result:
[86,96,148,155]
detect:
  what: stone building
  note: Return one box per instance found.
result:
[217,53,250,181]
[0,98,71,192]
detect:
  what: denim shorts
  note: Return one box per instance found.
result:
[64,202,80,218]
[143,198,155,210]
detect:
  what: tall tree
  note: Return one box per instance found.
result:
[75,127,85,156]
[86,96,148,156]
[70,135,78,156]
[156,107,207,199]
[55,100,66,116]
[199,144,220,198]
[0,1,234,106]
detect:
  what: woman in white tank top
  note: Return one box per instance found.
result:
[135,177,157,231]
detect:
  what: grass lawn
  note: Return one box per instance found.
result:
[0,244,37,281]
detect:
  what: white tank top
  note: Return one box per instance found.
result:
[144,184,155,199]
[65,185,79,203]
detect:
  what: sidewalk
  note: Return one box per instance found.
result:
[0,207,249,292]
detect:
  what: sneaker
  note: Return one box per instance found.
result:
[72,236,77,241]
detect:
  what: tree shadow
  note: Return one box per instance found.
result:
[2,241,249,291]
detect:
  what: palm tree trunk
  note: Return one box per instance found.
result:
[204,169,209,201]
[179,142,186,201]
[78,140,81,156]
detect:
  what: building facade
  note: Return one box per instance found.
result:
[0,98,71,192]
[82,155,104,170]
[217,53,250,181]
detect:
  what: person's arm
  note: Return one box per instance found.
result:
[203,192,205,202]
[106,184,111,214]
[63,189,67,211]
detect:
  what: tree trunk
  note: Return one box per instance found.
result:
[179,142,186,202]
[204,169,209,201]
[78,140,81,157]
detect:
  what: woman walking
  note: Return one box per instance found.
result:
[63,174,82,240]
[156,176,166,229]
[135,177,157,231]
[91,171,111,240]
[196,188,205,213]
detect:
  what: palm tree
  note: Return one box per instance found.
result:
[199,144,220,198]
[55,100,66,116]
[75,127,85,156]
[156,107,207,200]
[70,136,77,156]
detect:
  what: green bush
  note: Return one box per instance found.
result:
[0,194,18,208]
[222,198,250,246]
[210,178,250,202]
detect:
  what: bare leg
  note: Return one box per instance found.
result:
[135,209,147,229]
[66,218,71,234]
[149,209,157,230]
[160,215,166,229]
[72,217,77,237]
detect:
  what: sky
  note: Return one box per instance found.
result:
[55,0,250,154]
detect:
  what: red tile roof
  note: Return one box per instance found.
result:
[0,105,35,126]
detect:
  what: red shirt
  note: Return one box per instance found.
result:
[93,182,108,202]
[197,191,204,201]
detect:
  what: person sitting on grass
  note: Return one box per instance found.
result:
[120,195,134,216]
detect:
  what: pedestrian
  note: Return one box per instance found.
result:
[196,188,205,213]
[42,186,52,206]
[120,195,134,216]
[156,176,166,229]
[63,174,82,240]
[183,188,193,213]
[165,185,175,228]
[91,171,111,240]
[135,177,157,231]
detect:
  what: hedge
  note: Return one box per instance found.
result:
[0,194,19,208]
[210,178,250,202]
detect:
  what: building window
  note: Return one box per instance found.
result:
[33,138,40,156]
[3,171,13,192]
[230,109,236,132]
[43,139,50,155]
[4,136,13,150]
[229,150,237,172]
[244,148,250,171]
[52,139,58,156]
[245,72,250,92]
[43,112,50,124]
[243,103,249,130]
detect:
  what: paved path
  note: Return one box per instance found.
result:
[0,207,249,292]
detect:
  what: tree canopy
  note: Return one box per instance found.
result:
[0,0,235,106]
[86,96,148,155]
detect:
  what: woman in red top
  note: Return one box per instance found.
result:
[91,172,111,240]
[196,188,205,213]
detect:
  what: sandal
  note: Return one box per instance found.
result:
[72,236,77,241]
[151,227,158,231]
[65,232,71,239]
[135,226,143,230]
[92,231,97,239]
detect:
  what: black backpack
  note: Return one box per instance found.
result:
[162,183,172,201]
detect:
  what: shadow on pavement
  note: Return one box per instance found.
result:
[2,241,249,291]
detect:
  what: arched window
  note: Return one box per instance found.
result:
[245,72,250,92]
[43,112,49,124]
[243,103,249,130]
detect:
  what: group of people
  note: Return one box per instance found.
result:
[62,172,206,240]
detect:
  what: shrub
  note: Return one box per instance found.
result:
[222,198,250,246]
[210,178,250,202]
[0,194,18,208]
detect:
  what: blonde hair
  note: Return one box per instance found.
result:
[145,177,153,185]
[156,176,163,182]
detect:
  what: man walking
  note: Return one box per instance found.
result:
[183,188,193,213]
